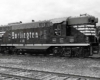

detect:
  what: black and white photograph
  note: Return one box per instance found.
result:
[0,0,99,80]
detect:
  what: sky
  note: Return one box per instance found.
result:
[0,0,100,25]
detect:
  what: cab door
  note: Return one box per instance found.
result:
[49,22,67,44]
[50,23,62,44]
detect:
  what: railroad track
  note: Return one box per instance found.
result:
[0,66,99,80]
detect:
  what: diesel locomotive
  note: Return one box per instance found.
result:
[0,14,99,57]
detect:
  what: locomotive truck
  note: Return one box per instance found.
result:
[0,14,99,57]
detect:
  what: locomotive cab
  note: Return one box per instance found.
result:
[50,15,98,56]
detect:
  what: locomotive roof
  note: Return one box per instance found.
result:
[0,25,10,27]
[9,17,67,26]
[4,15,97,30]
[9,17,68,30]
[9,20,52,30]
[49,17,67,23]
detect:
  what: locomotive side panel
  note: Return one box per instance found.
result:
[71,26,86,43]
[4,22,51,45]
[1,22,96,45]
[2,30,11,44]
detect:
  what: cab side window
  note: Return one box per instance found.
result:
[54,24,61,36]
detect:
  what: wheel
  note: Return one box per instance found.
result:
[3,47,9,55]
[83,47,90,57]
[73,47,83,57]
[52,47,60,56]
[16,49,22,55]
[61,47,72,57]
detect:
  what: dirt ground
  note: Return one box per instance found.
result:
[0,55,100,78]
